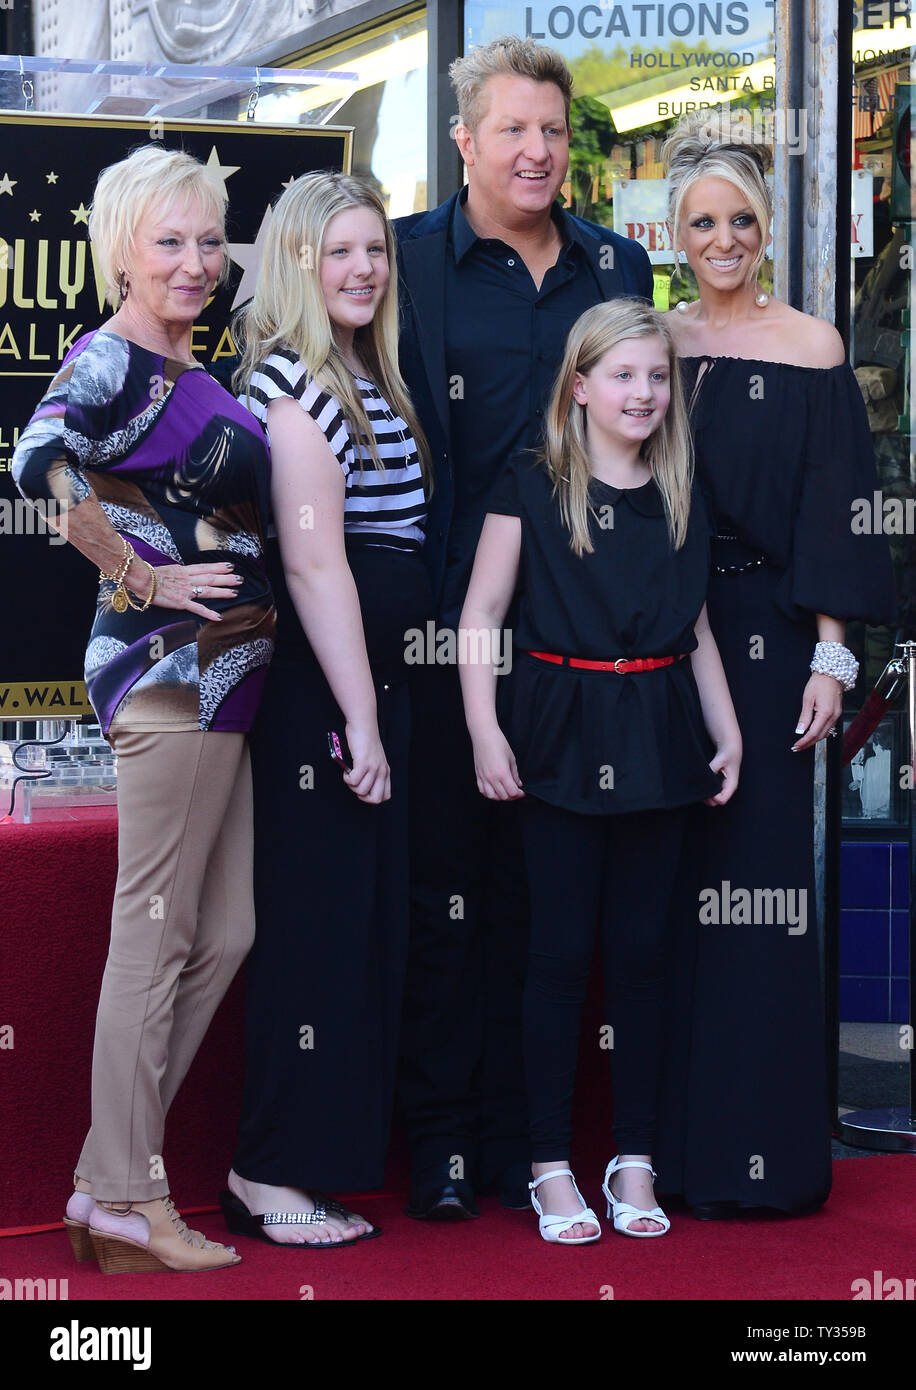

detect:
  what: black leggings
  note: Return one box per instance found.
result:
[522,796,687,1159]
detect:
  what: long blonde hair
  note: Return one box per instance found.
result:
[541,299,693,555]
[234,171,430,486]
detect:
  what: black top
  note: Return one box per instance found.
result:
[440,190,638,623]
[393,190,654,619]
[486,453,721,815]
[681,356,897,624]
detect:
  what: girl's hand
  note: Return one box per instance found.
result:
[705,741,741,806]
[792,673,843,751]
[343,720,390,804]
[129,558,241,622]
[472,727,525,801]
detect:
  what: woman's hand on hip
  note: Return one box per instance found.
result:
[343,721,390,804]
[129,557,242,622]
[792,673,843,751]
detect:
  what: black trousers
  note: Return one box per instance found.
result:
[234,549,429,1191]
[522,795,687,1159]
[398,661,530,1184]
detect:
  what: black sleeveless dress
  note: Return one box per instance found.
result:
[655,357,897,1213]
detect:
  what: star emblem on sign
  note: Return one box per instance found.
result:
[0,172,17,195]
[71,202,90,225]
[227,206,274,311]
[205,146,240,195]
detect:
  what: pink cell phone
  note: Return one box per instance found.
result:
[328,730,352,773]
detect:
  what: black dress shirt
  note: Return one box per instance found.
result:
[441,190,616,620]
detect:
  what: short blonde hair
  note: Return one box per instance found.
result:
[663,111,772,286]
[88,144,228,307]
[450,34,572,133]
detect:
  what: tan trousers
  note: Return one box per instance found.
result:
[77,730,254,1200]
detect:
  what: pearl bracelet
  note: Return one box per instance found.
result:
[810,641,859,692]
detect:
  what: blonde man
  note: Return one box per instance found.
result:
[395,35,652,1220]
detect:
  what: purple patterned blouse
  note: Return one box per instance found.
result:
[12,329,276,734]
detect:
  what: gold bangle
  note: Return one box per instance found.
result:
[99,535,132,582]
[125,560,157,612]
[99,536,135,613]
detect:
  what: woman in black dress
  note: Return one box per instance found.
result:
[655,115,896,1216]
[221,172,431,1245]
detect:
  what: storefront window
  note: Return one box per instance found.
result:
[465,1,778,308]
[243,8,428,218]
[848,1,915,700]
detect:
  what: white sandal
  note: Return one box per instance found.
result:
[529,1168,601,1245]
[601,1157,670,1238]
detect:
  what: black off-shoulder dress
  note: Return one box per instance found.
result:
[655,357,897,1214]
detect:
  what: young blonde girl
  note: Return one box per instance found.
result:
[459,298,741,1243]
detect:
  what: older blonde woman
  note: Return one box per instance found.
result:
[12,144,275,1272]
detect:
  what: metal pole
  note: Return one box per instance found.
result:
[426,0,464,208]
[838,640,916,1151]
[910,640,915,1120]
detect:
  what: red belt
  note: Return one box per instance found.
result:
[526,650,688,674]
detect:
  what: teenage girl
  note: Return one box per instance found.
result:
[458,298,741,1243]
[221,172,432,1245]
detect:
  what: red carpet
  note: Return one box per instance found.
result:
[4,814,916,1308]
[0,1156,914,1300]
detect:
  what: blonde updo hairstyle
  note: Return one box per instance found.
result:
[662,111,772,286]
[233,171,430,486]
[88,144,229,308]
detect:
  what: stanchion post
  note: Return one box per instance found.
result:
[908,641,916,1121]
[837,640,916,1150]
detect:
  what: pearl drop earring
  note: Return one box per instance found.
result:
[673,247,691,311]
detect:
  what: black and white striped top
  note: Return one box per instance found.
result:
[245,347,426,552]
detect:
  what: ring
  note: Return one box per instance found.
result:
[828,727,838,737]
[192,586,202,598]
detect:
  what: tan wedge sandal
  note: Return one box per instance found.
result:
[90,1195,241,1273]
[63,1174,96,1263]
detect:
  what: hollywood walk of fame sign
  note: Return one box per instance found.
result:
[0,113,350,717]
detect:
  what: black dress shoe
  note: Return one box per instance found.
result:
[691,1201,741,1221]
[496,1162,535,1211]
[405,1165,478,1221]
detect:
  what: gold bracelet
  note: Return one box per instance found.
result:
[99,536,134,613]
[98,536,131,581]
[125,560,157,612]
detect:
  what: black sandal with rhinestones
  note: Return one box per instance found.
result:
[218,1189,380,1246]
